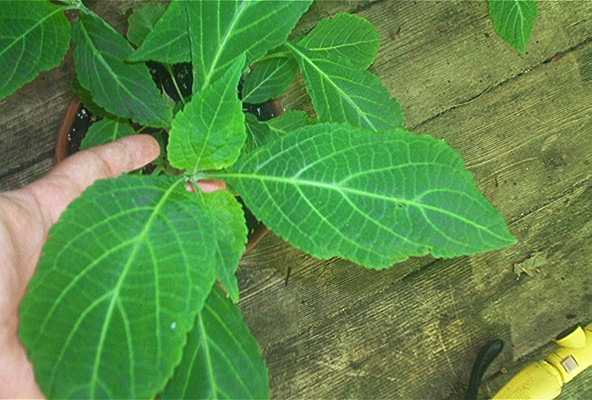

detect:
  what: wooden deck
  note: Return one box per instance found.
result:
[1,1,591,398]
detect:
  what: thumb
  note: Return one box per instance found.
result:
[24,134,160,227]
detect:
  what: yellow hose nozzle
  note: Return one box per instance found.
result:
[494,323,592,400]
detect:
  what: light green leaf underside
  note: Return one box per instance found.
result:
[19,176,217,399]
[488,0,538,54]
[161,286,269,400]
[203,191,247,303]
[287,43,404,131]
[298,12,380,69]
[242,56,298,104]
[217,123,516,269]
[167,55,246,171]
[244,111,312,153]
[127,3,166,47]
[129,0,190,64]
[0,1,70,100]
[80,118,135,150]
[73,14,172,128]
[185,0,312,90]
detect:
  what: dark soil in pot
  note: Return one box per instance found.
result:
[55,62,279,253]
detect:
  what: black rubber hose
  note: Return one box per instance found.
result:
[465,339,504,400]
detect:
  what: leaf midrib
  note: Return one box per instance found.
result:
[215,172,510,242]
[0,6,63,58]
[286,42,376,130]
[89,178,184,397]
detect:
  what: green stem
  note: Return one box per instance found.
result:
[166,65,186,105]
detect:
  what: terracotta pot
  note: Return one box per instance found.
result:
[55,97,273,254]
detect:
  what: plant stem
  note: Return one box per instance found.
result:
[166,65,186,105]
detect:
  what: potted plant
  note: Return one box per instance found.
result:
[1,1,516,398]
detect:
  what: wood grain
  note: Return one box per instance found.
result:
[0,1,591,399]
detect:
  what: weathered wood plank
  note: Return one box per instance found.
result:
[238,26,592,400]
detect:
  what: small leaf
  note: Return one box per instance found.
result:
[0,1,70,100]
[203,191,247,302]
[298,13,380,69]
[242,56,298,104]
[128,0,190,64]
[265,110,312,135]
[73,14,172,128]
[489,0,538,54]
[216,123,516,269]
[167,55,246,172]
[162,286,269,400]
[19,176,217,398]
[287,43,405,131]
[244,114,273,154]
[72,79,112,117]
[184,0,313,91]
[127,3,166,47]
[80,118,135,150]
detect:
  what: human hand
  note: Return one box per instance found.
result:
[0,135,224,398]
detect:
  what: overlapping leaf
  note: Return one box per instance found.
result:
[162,287,268,400]
[80,118,135,150]
[266,110,311,135]
[242,56,298,104]
[183,0,313,91]
[0,1,70,100]
[127,3,166,47]
[73,14,172,128]
[244,111,311,153]
[167,55,246,171]
[128,0,190,64]
[287,43,404,131]
[19,176,217,399]
[489,0,538,54]
[298,13,380,69]
[203,191,247,302]
[216,123,516,269]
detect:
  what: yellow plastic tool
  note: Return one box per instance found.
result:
[494,322,592,399]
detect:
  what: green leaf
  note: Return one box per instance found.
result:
[184,0,313,91]
[287,43,405,131]
[72,79,112,117]
[128,0,190,64]
[266,110,312,135]
[214,123,516,269]
[127,3,166,47]
[242,56,298,104]
[489,0,538,54]
[244,111,312,154]
[298,13,380,69]
[162,286,269,400]
[19,176,217,398]
[167,55,246,172]
[203,191,247,302]
[0,1,70,100]
[80,118,135,150]
[73,14,172,128]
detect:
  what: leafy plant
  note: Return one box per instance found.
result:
[488,0,538,54]
[1,1,516,398]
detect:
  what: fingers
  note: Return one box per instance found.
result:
[24,135,160,226]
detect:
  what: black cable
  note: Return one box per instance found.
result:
[465,339,504,400]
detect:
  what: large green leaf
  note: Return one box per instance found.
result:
[489,0,538,54]
[127,2,166,47]
[73,14,172,128]
[0,1,70,100]
[287,43,404,131]
[167,55,246,172]
[161,286,269,400]
[241,56,298,104]
[203,191,247,303]
[213,123,516,269]
[19,176,217,399]
[184,0,313,91]
[80,117,135,150]
[128,0,190,64]
[298,13,380,69]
